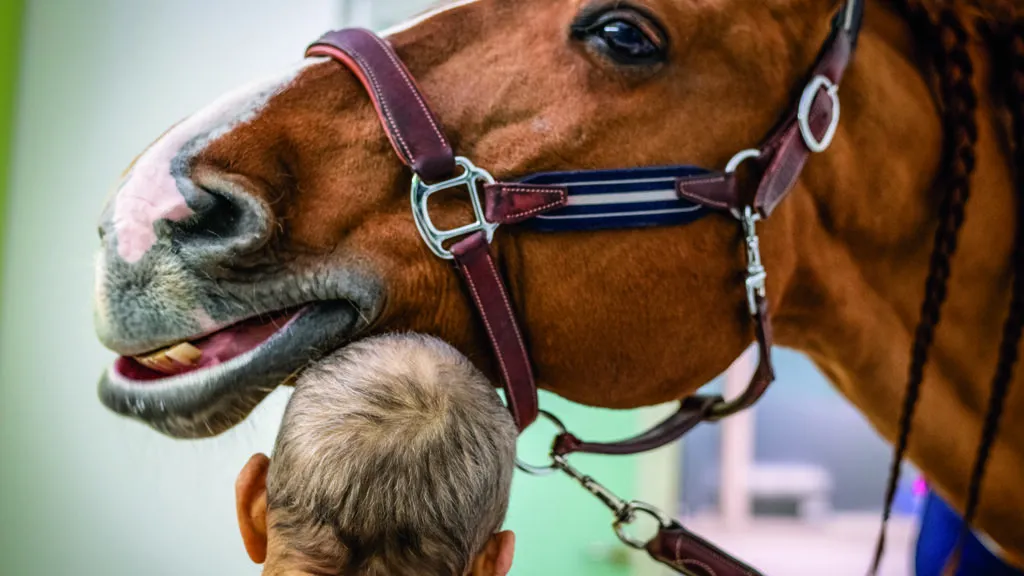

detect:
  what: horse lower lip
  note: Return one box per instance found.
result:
[117,307,307,382]
[98,301,360,439]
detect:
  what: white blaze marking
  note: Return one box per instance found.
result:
[112,61,315,263]
[381,0,483,37]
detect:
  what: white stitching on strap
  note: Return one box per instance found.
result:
[458,262,517,413]
[339,47,416,166]
[682,560,718,576]
[480,251,535,417]
[368,34,449,157]
[500,187,568,220]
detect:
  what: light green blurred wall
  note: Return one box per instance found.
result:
[0,0,23,261]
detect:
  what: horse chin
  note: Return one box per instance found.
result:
[97,300,361,439]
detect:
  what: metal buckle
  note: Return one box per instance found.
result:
[735,206,766,317]
[410,156,498,260]
[797,75,840,153]
[554,452,673,550]
[613,502,674,550]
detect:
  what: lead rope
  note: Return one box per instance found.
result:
[517,412,765,576]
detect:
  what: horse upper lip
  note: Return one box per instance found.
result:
[103,305,311,357]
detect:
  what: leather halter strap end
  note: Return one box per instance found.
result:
[307,29,456,182]
[484,183,569,225]
[648,521,766,576]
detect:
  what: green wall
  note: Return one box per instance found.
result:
[0,0,23,259]
[505,394,642,575]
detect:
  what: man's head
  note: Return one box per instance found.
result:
[235,334,517,576]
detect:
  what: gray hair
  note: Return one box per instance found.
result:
[266,334,517,576]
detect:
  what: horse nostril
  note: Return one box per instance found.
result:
[182,188,244,241]
[172,184,272,262]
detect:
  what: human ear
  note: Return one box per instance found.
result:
[471,531,515,576]
[235,454,271,564]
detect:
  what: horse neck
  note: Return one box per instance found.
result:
[773,0,1022,548]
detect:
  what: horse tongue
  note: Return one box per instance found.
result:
[133,312,295,376]
[193,319,284,367]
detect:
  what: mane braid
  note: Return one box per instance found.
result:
[871,3,980,574]
[947,19,1024,574]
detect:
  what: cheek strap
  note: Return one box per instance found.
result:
[307,29,568,431]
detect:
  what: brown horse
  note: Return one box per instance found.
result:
[92,0,1023,563]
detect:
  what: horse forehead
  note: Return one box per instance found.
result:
[109,60,313,264]
[380,0,486,36]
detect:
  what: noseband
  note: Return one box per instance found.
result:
[306,3,863,574]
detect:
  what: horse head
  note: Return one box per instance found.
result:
[97,0,870,438]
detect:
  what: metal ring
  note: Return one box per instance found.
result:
[613,501,674,550]
[724,149,761,174]
[797,75,841,154]
[514,410,568,476]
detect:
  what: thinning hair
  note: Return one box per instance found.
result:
[266,334,517,576]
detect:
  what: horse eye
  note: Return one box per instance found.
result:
[599,21,659,60]
[573,9,666,66]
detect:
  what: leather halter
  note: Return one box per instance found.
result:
[306,2,863,573]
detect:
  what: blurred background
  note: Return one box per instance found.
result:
[0,1,920,575]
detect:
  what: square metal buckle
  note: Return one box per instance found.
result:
[410,157,499,260]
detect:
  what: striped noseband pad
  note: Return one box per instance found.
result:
[516,166,711,232]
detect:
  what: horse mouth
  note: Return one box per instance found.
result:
[98,300,360,438]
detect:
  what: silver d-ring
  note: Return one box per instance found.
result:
[725,148,761,174]
[613,501,674,550]
[514,410,568,477]
[798,75,841,153]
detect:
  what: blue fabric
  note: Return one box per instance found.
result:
[517,165,712,232]
[916,490,1023,576]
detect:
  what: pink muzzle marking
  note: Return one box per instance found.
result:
[113,158,194,263]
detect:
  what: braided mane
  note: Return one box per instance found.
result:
[871,1,1023,572]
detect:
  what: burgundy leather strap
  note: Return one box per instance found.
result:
[718,296,776,419]
[676,173,738,212]
[677,30,853,217]
[647,522,766,576]
[307,29,455,182]
[484,183,569,225]
[451,232,539,431]
[552,395,720,457]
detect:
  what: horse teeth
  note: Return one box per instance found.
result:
[138,352,175,372]
[166,343,202,366]
[135,342,202,372]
